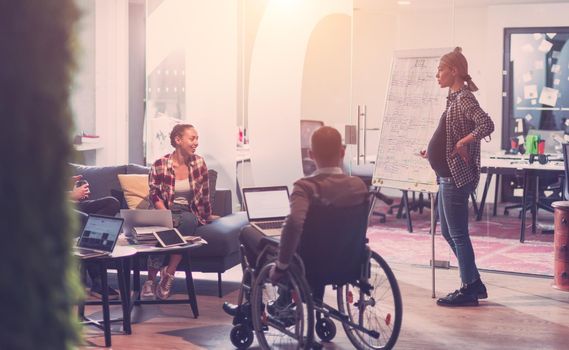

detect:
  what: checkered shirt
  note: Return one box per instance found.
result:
[149,152,212,224]
[444,87,494,188]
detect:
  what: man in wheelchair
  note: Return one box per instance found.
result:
[224,126,376,341]
[227,125,367,305]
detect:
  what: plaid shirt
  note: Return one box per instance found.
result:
[149,153,212,224]
[444,87,494,188]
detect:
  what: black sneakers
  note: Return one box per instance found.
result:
[437,279,487,307]
[437,290,478,307]
[464,279,488,299]
[90,285,120,300]
[222,302,240,316]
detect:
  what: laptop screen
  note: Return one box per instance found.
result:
[243,187,290,220]
[77,215,123,252]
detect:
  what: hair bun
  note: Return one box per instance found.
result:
[454,47,462,53]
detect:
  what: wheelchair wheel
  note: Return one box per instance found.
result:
[315,317,336,342]
[337,251,402,350]
[230,324,254,349]
[251,263,315,349]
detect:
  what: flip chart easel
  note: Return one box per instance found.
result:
[372,48,451,297]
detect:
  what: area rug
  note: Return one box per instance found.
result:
[367,202,555,276]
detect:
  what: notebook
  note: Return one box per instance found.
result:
[74,215,124,258]
[242,186,290,236]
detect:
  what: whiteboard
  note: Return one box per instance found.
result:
[372,48,451,193]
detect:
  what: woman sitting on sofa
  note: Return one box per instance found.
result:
[144,123,214,299]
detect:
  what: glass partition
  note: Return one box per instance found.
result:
[141,0,562,275]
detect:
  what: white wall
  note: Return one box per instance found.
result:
[71,0,96,135]
[185,1,238,196]
[247,0,352,188]
[95,0,129,165]
[351,9,397,167]
[301,14,351,129]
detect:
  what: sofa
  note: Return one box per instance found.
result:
[71,163,248,297]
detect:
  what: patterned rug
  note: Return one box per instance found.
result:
[367,202,555,276]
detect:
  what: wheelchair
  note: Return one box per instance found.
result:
[227,195,402,349]
[228,238,402,349]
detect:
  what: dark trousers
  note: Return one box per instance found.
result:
[78,197,120,220]
[239,226,326,303]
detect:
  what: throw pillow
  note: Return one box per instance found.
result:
[117,174,152,209]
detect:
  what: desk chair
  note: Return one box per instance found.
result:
[518,169,561,242]
[300,120,324,176]
[349,163,391,223]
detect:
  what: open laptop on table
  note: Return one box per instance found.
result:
[243,186,290,237]
[74,214,124,258]
[120,209,173,236]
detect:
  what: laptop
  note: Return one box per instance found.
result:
[242,186,290,237]
[120,209,173,237]
[75,215,124,258]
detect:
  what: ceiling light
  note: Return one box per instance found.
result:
[397,1,411,5]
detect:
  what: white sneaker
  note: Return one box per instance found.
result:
[141,280,157,299]
[156,267,175,300]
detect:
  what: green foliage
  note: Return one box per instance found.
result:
[0,1,81,349]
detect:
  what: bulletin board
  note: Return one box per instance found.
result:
[502,27,569,151]
[372,48,451,194]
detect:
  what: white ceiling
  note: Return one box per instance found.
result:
[355,0,569,11]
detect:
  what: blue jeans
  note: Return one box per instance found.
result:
[438,177,480,285]
[171,202,199,236]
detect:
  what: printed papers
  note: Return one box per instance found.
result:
[524,84,538,99]
[539,87,559,107]
[538,40,553,52]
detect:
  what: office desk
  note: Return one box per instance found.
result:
[477,155,564,242]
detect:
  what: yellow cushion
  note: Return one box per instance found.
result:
[117,174,151,209]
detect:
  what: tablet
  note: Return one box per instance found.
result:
[154,228,187,248]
